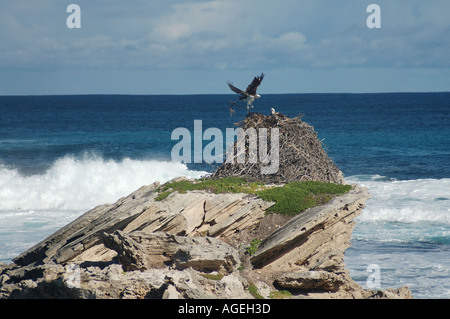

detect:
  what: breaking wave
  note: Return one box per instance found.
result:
[0,155,207,212]
[346,175,450,225]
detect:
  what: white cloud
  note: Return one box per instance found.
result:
[150,1,240,42]
[1,0,450,94]
[143,1,313,70]
[268,31,307,55]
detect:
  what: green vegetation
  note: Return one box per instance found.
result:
[269,290,292,299]
[155,177,352,216]
[248,282,265,299]
[257,181,352,216]
[200,272,224,281]
[155,177,264,201]
[245,239,261,256]
[248,282,294,299]
[154,190,171,201]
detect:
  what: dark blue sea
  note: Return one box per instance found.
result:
[1,93,449,298]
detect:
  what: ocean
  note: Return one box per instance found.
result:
[0,93,449,298]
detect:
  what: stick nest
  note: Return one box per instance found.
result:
[211,112,344,184]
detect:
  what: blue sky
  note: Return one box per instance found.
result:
[1,0,449,95]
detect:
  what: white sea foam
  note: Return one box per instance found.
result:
[346,175,450,225]
[344,175,450,298]
[0,155,208,212]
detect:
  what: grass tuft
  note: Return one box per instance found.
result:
[200,272,224,281]
[246,239,261,256]
[155,177,352,216]
[256,181,352,215]
[155,177,265,201]
[269,290,292,299]
[248,282,265,299]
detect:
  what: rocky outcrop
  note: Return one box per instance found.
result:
[0,111,413,299]
[0,180,412,299]
[11,182,272,267]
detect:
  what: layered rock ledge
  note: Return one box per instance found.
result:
[0,181,412,299]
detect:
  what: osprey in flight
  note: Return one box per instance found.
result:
[227,73,265,111]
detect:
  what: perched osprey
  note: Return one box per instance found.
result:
[227,73,265,111]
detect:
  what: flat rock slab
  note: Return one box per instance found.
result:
[103,230,240,274]
[275,271,345,292]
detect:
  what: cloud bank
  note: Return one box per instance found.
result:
[0,0,449,94]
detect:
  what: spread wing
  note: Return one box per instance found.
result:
[245,73,264,95]
[227,81,248,97]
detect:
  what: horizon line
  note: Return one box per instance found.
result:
[1,90,449,97]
